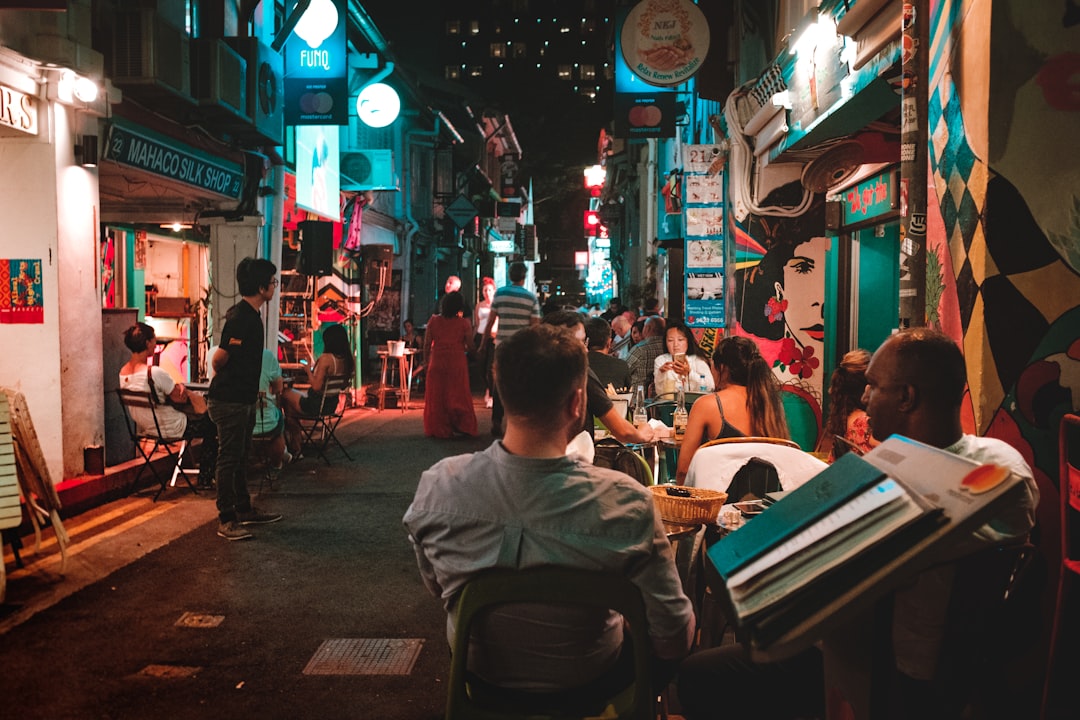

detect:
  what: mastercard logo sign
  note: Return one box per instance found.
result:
[628,104,663,127]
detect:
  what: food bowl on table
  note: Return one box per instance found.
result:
[649,485,728,525]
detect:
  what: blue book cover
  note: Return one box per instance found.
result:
[707,453,887,578]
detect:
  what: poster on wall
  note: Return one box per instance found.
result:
[683,145,726,328]
[0,258,44,324]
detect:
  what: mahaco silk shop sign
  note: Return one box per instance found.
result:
[103,120,244,199]
[621,0,710,87]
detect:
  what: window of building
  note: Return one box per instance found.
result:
[446,20,460,35]
[580,64,596,80]
[468,20,480,35]
[557,64,572,80]
[445,66,461,80]
[581,18,596,33]
[560,26,571,33]
[491,43,506,58]
[511,42,527,58]
[512,0,529,11]
[579,88,597,101]
[469,65,484,77]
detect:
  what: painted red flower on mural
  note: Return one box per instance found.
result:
[777,337,820,379]
[765,297,788,323]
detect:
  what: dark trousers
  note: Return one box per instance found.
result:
[677,644,824,720]
[207,399,254,523]
[182,412,218,485]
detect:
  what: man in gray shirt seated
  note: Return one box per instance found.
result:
[404,324,693,697]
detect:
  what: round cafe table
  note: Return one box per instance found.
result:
[375,348,416,412]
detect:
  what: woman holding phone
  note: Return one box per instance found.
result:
[653,321,714,396]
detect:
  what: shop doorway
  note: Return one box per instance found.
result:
[825,220,900,373]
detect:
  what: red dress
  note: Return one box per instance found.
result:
[422,314,478,438]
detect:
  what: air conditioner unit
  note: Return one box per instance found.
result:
[223,37,284,147]
[192,39,247,122]
[111,10,193,104]
[341,150,396,191]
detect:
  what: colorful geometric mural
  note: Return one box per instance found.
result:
[928,0,1080,482]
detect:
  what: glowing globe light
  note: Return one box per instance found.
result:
[356,83,401,128]
[294,0,339,49]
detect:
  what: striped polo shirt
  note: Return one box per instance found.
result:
[491,284,540,345]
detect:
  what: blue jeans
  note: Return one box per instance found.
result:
[208,399,255,523]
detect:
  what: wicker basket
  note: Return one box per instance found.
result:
[649,485,728,525]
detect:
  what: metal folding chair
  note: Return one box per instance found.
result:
[295,374,353,465]
[116,388,199,501]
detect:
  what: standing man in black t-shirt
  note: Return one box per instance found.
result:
[208,257,282,541]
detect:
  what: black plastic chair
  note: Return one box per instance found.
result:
[447,567,655,720]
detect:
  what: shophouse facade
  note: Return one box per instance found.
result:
[0,1,517,492]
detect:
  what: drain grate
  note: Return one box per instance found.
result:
[137,664,201,679]
[302,638,424,676]
[175,612,225,628]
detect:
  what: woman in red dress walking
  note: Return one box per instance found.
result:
[422,291,478,438]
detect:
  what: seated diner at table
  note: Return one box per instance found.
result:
[674,335,788,485]
[119,322,217,488]
[281,323,355,453]
[542,310,655,446]
[816,348,877,461]
[403,323,693,704]
[676,328,1040,720]
[653,320,715,396]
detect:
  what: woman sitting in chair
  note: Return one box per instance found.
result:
[653,321,714,397]
[674,336,788,484]
[816,348,877,461]
[282,323,355,454]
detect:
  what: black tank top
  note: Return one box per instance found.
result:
[712,394,747,439]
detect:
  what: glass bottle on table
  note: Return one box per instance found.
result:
[632,385,648,428]
[673,384,688,441]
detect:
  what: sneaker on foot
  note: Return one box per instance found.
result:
[238,507,282,525]
[281,449,293,465]
[217,520,253,541]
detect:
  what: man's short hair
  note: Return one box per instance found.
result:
[495,324,586,424]
[642,316,666,337]
[508,261,528,283]
[541,309,585,331]
[585,317,611,350]
[236,257,277,297]
[889,328,968,407]
[123,322,155,353]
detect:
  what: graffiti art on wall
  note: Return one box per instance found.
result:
[928,0,1080,483]
[731,195,827,403]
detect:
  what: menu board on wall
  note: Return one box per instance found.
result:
[683,145,726,328]
[0,258,44,324]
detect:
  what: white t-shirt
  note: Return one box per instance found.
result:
[119,365,187,438]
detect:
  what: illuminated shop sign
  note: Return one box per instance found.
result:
[841,170,898,224]
[285,0,348,125]
[103,121,244,199]
[620,0,711,87]
[0,83,38,136]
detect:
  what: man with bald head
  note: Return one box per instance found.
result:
[678,328,1039,719]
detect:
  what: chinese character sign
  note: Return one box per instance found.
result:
[1,258,44,324]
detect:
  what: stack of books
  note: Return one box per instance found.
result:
[705,436,1026,654]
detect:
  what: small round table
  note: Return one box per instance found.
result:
[375,349,416,412]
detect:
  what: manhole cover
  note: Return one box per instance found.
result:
[137,664,201,679]
[175,612,225,628]
[302,638,424,676]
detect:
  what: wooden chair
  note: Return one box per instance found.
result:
[700,436,802,450]
[1044,413,1080,717]
[116,387,199,501]
[446,567,655,720]
[295,374,353,465]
